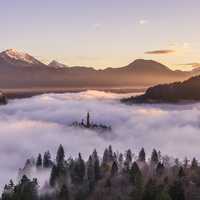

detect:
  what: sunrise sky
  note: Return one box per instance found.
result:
[1,0,199,70]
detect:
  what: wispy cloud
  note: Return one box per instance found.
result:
[145,49,175,55]
[93,23,101,29]
[139,19,148,25]
[180,63,200,68]
[169,42,191,49]
[183,42,190,48]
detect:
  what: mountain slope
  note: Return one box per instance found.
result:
[48,60,68,68]
[0,49,44,66]
[122,75,200,103]
[0,49,195,89]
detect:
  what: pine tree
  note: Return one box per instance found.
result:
[102,148,110,174]
[191,157,198,170]
[49,165,59,187]
[111,161,118,177]
[108,145,114,162]
[156,190,172,200]
[43,151,52,168]
[142,179,158,200]
[73,153,86,184]
[104,178,111,192]
[36,154,42,169]
[124,149,132,172]
[151,149,159,164]
[58,184,69,200]
[156,162,165,176]
[130,162,143,200]
[56,144,65,165]
[130,162,142,184]
[178,166,185,178]
[2,180,15,200]
[87,156,95,191]
[169,180,185,200]
[103,148,109,164]
[92,150,101,181]
[118,153,124,170]
[13,175,39,200]
[138,148,146,162]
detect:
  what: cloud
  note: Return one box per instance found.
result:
[139,19,148,25]
[93,23,101,29]
[183,42,190,48]
[169,42,191,49]
[145,49,175,55]
[180,63,200,68]
[1,91,200,192]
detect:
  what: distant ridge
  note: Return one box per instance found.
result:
[0,49,198,90]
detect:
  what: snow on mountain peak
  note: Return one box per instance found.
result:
[0,49,41,65]
[48,60,68,68]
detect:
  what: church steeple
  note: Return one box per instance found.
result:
[86,112,90,128]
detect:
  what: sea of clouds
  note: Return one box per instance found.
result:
[1,90,200,191]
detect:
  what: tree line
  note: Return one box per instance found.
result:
[2,145,200,200]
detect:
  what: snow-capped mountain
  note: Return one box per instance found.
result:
[0,48,195,90]
[0,49,43,66]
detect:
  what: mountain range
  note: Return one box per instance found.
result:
[0,49,198,90]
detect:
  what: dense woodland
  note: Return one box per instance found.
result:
[2,145,200,200]
[122,75,200,103]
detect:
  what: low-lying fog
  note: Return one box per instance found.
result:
[1,90,200,191]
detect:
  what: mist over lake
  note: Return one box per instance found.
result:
[1,90,200,191]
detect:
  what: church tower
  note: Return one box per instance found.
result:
[86,112,90,128]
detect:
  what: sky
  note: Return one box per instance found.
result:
[0,0,200,70]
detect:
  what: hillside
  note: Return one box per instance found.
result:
[122,75,200,103]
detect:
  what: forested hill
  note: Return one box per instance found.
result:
[122,75,200,103]
[2,145,200,200]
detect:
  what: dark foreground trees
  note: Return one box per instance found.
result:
[2,146,200,200]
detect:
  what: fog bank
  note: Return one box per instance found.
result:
[0,90,200,191]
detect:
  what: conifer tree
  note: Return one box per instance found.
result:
[118,153,124,169]
[36,154,42,169]
[92,150,101,181]
[13,175,39,200]
[43,151,52,168]
[130,162,143,200]
[124,149,132,171]
[191,157,198,170]
[56,144,65,165]
[156,162,165,176]
[74,153,85,184]
[169,180,185,200]
[111,161,118,177]
[138,148,146,162]
[178,166,185,178]
[49,165,59,187]
[58,184,69,200]
[87,155,95,191]
[108,145,114,162]
[130,162,142,184]
[103,148,109,164]
[142,179,158,200]
[104,178,111,191]
[151,149,159,164]
[156,190,172,200]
